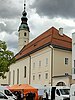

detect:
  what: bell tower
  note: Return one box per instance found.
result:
[18,0,30,51]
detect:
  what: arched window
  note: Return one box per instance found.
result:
[33,75,35,80]
[24,66,26,78]
[17,69,19,84]
[56,82,66,86]
[24,32,26,36]
[13,70,15,85]
[39,74,41,80]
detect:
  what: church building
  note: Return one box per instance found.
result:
[0,2,75,86]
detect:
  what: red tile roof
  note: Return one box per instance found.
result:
[15,27,72,60]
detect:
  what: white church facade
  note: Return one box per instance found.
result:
[0,2,75,86]
[9,26,73,86]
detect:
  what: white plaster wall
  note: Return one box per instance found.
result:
[31,47,51,86]
[54,48,72,76]
[9,57,30,86]
[0,46,72,86]
[18,30,29,51]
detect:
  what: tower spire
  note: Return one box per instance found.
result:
[22,0,27,16]
[18,0,30,32]
[24,0,26,11]
[18,0,30,51]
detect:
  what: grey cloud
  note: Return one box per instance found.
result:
[4,31,18,52]
[6,38,18,49]
[0,23,5,32]
[0,19,19,34]
[7,41,18,54]
[31,0,75,18]
[0,0,21,19]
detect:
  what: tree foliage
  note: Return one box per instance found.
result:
[0,40,15,78]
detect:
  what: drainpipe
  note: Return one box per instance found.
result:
[49,45,53,86]
[29,55,31,84]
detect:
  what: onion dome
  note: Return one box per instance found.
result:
[18,3,30,32]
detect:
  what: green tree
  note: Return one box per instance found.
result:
[0,40,15,78]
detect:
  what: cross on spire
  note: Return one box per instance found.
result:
[24,0,26,11]
[18,0,30,32]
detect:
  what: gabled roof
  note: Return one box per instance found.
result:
[15,27,72,60]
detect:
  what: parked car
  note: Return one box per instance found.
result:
[31,85,70,100]
[0,91,15,100]
[70,84,75,100]
[0,86,17,100]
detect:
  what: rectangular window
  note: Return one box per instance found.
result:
[46,58,48,65]
[13,70,15,85]
[39,74,41,80]
[33,75,35,80]
[74,60,75,67]
[72,68,75,74]
[33,63,35,69]
[17,69,19,84]
[24,32,26,36]
[65,58,68,65]
[39,61,41,67]
[45,73,48,79]
[24,66,26,78]
[73,68,75,74]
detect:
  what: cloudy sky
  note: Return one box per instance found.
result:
[0,0,75,54]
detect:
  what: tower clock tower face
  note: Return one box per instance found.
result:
[18,1,30,51]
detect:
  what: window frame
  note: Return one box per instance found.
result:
[24,32,26,36]
[33,75,35,80]
[17,69,19,84]
[45,73,48,79]
[65,58,68,65]
[38,74,41,80]
[46,58,48,66]
[39,60,41,67]
[24,66,26,78]
[13,70,15,85]
[74,60,75,67]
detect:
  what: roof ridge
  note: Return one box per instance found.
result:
[15,27,72,60]
[19,27,53,53]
